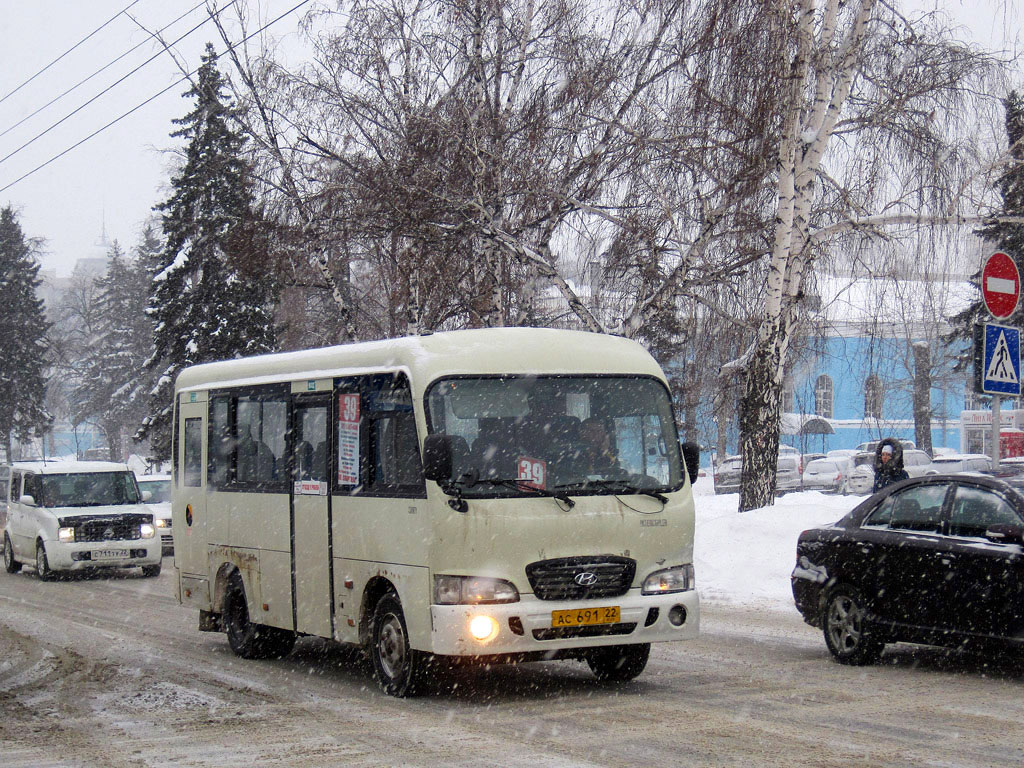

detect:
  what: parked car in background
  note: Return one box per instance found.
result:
[801,452,827,469]
[135,474,172,556]
[776,455,802,494]
[844,452,877,494]
[925,454,993,475]
[802,458,851,493]
[792,474,1024,665]
[902,449,934,477]
[827,449,858,461]
[713,455,742,494]
[3,461,162,579]
[856,439,916,453]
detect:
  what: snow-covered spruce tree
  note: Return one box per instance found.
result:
[0,206,51,460]
[140,44,278,460]
[73,242,154,461]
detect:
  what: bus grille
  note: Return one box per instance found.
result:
[525,556,636,601]
[62,514,150,543]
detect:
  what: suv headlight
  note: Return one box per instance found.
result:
[642,564,695,595]
[434,575,519,604]
[58,527,75,543]
[140,523,156,539]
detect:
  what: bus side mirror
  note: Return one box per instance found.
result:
[422,435,456,484]
[681,442,700,485]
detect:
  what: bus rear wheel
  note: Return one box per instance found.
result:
[585,643,650,682]
[371,594,428,697]
[223,572,295,660]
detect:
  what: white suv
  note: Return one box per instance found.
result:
[2,461,162,580]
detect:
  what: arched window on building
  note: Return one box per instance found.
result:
[865,375,883,420]
[782,380,795,413]
[815,374,833,419]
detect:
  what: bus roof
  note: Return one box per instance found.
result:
[174,328,666,396]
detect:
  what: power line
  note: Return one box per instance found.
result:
[0,0,213,140]
[0,0,314,196]
[0,5,227,167]
[0,0,147,107]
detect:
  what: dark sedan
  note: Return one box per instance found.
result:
[792,474,1024,664]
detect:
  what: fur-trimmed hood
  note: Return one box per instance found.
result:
[873,437,905,474]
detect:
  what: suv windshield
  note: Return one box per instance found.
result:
[426,375,682,496]
[36,472,141,507]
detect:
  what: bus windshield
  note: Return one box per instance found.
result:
[426,375,683,496]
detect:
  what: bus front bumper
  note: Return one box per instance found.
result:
[429,589,699,656]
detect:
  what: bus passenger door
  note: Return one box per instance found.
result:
[291,397,333,639]
[176,394,208,577]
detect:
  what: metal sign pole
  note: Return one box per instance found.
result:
[992,395,1001,468]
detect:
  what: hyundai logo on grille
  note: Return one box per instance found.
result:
[102,527,115,540]
[573,572,598,586]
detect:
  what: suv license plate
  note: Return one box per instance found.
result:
[93,549,130,561]
[551,606,620,627]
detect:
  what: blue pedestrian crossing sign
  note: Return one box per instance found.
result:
[976,323,1021,396]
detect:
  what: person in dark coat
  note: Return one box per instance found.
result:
[872,437,909,493]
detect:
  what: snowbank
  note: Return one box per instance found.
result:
[691,476,862,611]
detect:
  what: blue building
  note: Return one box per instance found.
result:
[779,270,975,456]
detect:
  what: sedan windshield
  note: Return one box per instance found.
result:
[40,472,141,507]
[426,375,683,496]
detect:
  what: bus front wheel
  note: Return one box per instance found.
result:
[585,643,650,682]
[223,572,295,660]
[371,594,427,697]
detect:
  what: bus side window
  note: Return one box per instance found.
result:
[235,396,287,489]
[184,418,203,487]
[209,397,230,488]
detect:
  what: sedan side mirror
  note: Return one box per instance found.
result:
[985,523,1024,545]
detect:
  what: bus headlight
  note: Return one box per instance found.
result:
[469,615,500,642]
[58,527,75,543]
[434,575,519,604]
[140,523,156,539]
[642,564,695,594]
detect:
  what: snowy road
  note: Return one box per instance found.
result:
[2,553,1024,768]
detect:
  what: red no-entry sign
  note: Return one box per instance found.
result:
[982,251,1020,319]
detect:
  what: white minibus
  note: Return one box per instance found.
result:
[172,328,700,696]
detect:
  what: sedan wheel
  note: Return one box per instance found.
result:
[823,586,882,665]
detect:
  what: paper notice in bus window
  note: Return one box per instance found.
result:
[338,393,360,485]
[517,456,547,489]
[294,480,327,496]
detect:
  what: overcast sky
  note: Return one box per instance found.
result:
[0,1,1018,277]
[0,0,309,276]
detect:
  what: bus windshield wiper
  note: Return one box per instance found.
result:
[556,479,668,504]
[465,477,576,508]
